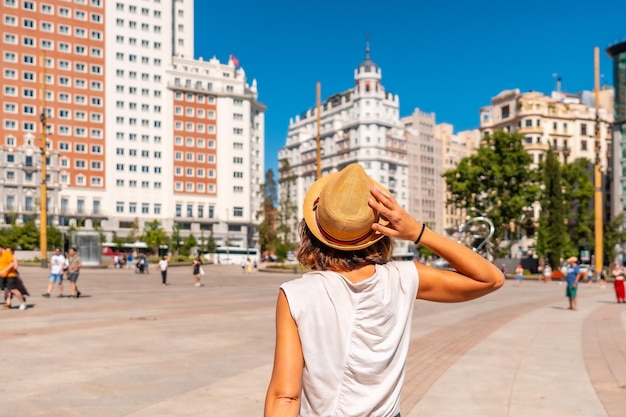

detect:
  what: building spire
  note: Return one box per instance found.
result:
[365,32,371,60]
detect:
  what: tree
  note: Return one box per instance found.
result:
[257,169,278,255]
[443,131,540,258]
[536,146,568,269]
[603,213,626,266]
[277,159,299,253]
[561,158,594,255]
[128,217,140,242]
[205,229,217,254]
[112,232,125,251]
[181,234,197,257]
[14,221,40,250]
[143,220,168,255]
[170,223,182,256]
[47,224,63,250]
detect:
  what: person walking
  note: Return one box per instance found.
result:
[3,246,29,307]
[192,256,203,287]
[543,264,552,284]
[158,255,169,285]
[264,163,504,417]
[611,264,625,303]
[66,247,83,298]
[42,247,66,298]
[515,264,524,285]
[563,256,583,310]
[0,243,27,310]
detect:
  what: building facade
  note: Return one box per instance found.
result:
[278,44,411,257]
[436,124,481,235]
[401,108,444,235]
[479,88,613,168]
[479,87,614,254]
[607,41,626,225]
[0,0,265,255]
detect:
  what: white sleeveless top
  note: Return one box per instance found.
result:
[280,261,419,417]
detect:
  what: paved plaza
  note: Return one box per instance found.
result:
[1,264,625,417]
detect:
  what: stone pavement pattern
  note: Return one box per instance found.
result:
[0,265,624,417]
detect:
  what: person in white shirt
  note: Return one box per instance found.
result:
[42,248,66,298]
[264,164,504,417]
[158,256,169,285]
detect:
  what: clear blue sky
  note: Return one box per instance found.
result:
[194,0,626,175]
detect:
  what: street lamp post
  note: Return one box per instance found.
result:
[39,53,48,268]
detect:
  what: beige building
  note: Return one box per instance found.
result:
[479,88,613,168]
[401,108,444,235]
[437,124,481,235]
[478,87,614,255]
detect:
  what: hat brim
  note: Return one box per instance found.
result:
[302,170,388,251]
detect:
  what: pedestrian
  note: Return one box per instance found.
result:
[42,247,66,298]
[600,268,606,288]
[0,243,27,310]
[158,255,169,285]
[264,163,504,417]
[543,264,552,284]
[563,256,583,310]
[515,264,524,285]
[192,256,203,287]
[241,258,246,273]
[4,246,29,306]
[500,263,508,276]
[66,247,83,298]
[246,257,253,273]
[611,264,625,303]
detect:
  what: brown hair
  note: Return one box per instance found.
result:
[296,219,393,272]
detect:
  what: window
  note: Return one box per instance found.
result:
[233,207,243,217]
[501,105,510,119]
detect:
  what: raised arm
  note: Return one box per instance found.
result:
[264,290,303,417]
[369,186,504,302]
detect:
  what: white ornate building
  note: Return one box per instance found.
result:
[278,43,411,257]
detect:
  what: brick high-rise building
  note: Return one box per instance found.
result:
[0,0,265,257]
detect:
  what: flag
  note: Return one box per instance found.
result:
[229,54,240,68]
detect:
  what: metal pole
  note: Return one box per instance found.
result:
[40,52,48,268]
[593,46,603,277]
[316,82,321,180]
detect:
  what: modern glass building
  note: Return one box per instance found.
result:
[607,41,626,225]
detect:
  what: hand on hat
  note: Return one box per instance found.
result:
[369,186,423,242]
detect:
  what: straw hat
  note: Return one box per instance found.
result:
[303,164,388,251]
[567,256,578,263]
